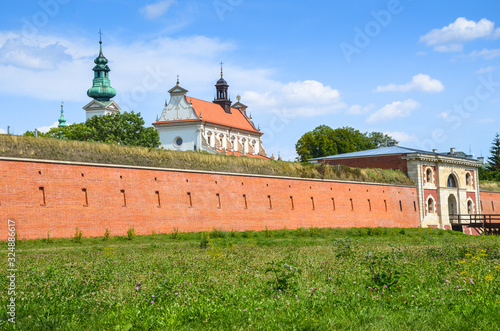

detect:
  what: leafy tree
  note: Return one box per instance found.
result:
[295,125,397,162]
[368,132,398,148]
[25,112,160,148]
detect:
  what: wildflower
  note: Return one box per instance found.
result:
[485,275,494,281]
[469,278,474,285]
[152,295,155,298]
[151,301,154,304]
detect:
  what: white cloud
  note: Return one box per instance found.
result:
[478,118,495,123]
[420,17,499,52]
[459,48,500,60]
[140,0,176,20]
[243,80,346,117]
[366,99,420,124]
[0,128,6,134]
[374,74,444,93]
[475,66,497,74]
[384,131,418,143]
[37,121,59,133]
[347,104,375,115]
[437,112,449,119]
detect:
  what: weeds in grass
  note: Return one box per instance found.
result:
[171,227,179,239]
[73,227,83,243]
[363,245,406,289]
[127,228,136,240]
[265,259,302,292]
[45,231,52,244]
[333,237,359,258]
[200,231,210,249]
[103,228,110,241]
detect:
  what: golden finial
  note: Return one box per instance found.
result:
[237,95,241,101]
[220,61,223,78]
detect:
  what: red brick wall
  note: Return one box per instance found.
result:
[0,159,421,240]
[320,155,408,173]
[480,191,500,214]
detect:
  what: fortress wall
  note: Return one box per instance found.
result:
[1,158,421,240]
[480,191,500,214]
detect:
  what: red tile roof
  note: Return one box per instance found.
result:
[187,97,260,133]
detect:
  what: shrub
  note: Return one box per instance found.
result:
[200,231,210,249]
[127,228,136,240]
[171,227,179,239]
[103,228,110,241]
[74,227,83,243]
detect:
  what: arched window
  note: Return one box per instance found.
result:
[466,173,472,186]
[467,200,474,214]
[427,197,435,214]
[426,168,433,183]
[447,174,457,188]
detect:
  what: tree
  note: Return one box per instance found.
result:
[295,125,397,162]
[487,133,500,171]
[25,112,160,148]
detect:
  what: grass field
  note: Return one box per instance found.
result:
[1,227,500,330]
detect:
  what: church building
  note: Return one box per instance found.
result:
[153,68,268,158]
[83,38,121,120]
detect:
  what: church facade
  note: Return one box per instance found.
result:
[153,71,268,159]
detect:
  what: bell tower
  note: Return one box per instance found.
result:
[213,62,232,113]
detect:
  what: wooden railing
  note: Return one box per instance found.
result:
[449,214,500,235]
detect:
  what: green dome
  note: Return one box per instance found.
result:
[58,104,67,127]
[87,41,116,102]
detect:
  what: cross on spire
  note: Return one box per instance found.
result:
[98,29,103,44]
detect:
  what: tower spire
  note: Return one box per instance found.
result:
[213,63,232,113]
[58,101,67,127]
[87,32,117,102]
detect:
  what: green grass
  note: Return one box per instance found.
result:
[0,135,414,185]
[480,181,500,192]
[1,227,500,330]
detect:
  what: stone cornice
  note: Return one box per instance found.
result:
[403,153,481,168]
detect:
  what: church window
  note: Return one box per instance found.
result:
[467,200,473,214]
[208,136,211,145]
[175,137,183,147]
[427,197,435,214]
[447,174,457,188]
[466,173,472,186]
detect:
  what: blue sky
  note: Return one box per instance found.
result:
[0,0,499,161]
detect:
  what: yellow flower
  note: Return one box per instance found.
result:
[485,275,494,281]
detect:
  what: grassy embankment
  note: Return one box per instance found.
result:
[480,181,500,192]
[0,135,413,185]
[1,228,499,330]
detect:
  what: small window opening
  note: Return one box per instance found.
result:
[155,191,161,208]
[332,198,336,211]
[243,194,248,209]
[187,192,192,207]
[216,193,221,209]
[82,188,88,207]
[399,200,403,212]
[368,199,371,211]
[350,198,354,211]
[384,200,388,212]
[290,196,294,210]
[268,195,272,210]
[121,190,126,207]
[311,197,315,210]
[39,187,46,206]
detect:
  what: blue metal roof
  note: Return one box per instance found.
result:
[309,145,477,161]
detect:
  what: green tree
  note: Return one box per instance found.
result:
[487,133,500,171]
[295,126,397,162]
[368,132,398,148]
[25,112,160,148]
